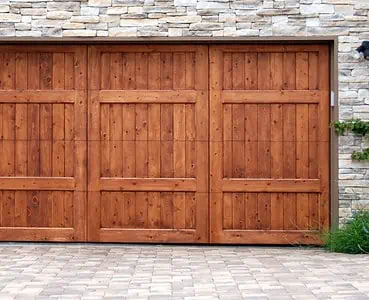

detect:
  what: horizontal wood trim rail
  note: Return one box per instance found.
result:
[216,230,322,245]
[0,91,76,103]
[214,45,323,52]
[94,45,200,53]
[99,228,197,243]
[0,228,76,242]
[221,90,320,104]
[100,178,197,192]
[99,90,197,103]
[222,179,320,193]
[0,177,75,190]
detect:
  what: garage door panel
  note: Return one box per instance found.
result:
[98,191,197,230]
[210,44,330,244]
[222,103,322,180]
[0,46,87,241]
[88,45,208,243]
[222,192,322,231]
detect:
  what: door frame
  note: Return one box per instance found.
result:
[0,37,339,239]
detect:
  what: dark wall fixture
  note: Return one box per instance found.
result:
[356,41,369,60]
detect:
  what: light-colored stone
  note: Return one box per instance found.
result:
[46,11,73,20]
[168,27,182,36]
[0,12,20,22]
[164,15,201,23]
[0,28,15,35]
[63,29,96,36]
[120,18,158,26]
[109,27,137,36]
[189,22,223,30]
[0,4,9,12]
[300,4,335,14]
[62,22,86,29]
[88,0,111,7]
[20,8,46,15]
[197,1,229,10]
[16,30,41,36]
[106,7,127,14]
[80,6,100,16]
[174,0,196,7]
[70,16,99,23]
[47,2,80,11]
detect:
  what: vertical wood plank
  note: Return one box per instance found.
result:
[232,53,244,90]
[296,52,309,90]
[223,193,233,229]
[64,53,74,90]
[15,52,27,90]
[257,53,270,90]
[53,53,65,90]
[270,53,283,90]
[244,104,258,178]
[173,53,186,90]
[223,52,232,90]
[15,53,28,225]
[232,104,245,178]
[271,104,283,178]
[40,104,52,177]
[233,193,245,229]
[185,192,196,229]
[309,104,319,179]
[111,52,123,90]
[160,104,173,178]
[123,104,136,177]
[309,52,319,90]
[271,193,284,230]
[40,53,53,90]
[148,53,161,90]
[148,192,161,228]
[161,192,173,229]
[296,193,309,230]
[110,104,123,177]
[244,53,258,90]
[257,193,271,230]
[246,193,258,229]
[283,193,297,230]
[27,104,40,177]
[223,104,232,178]
[185,52,195,90]
[283,104,296,178]
[296,104,309,179]
[283,53,296,90]
[257,104,271,178]
[123,52,136,90]
[161,53,173,90]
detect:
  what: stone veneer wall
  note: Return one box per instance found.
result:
[1,0,369,223]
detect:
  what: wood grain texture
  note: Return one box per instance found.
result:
[210,44,330,245]
[0,45,87,241]
[0,43,329,245]
[88,45,209,243]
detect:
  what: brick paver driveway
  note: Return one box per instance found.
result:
[0,244,368,300]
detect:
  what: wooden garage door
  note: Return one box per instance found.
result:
[87,45,209,243]
[210,45,330,244]
[0,45,87,241]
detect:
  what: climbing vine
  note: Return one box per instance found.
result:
[331,119,369,137]
[351,148,369,161]
[331,119,369,161]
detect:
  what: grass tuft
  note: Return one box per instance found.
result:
[323,210,369,254]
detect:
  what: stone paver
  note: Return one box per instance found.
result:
[0,244,368,299]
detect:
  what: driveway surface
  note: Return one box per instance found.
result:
[0,243,368,300]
